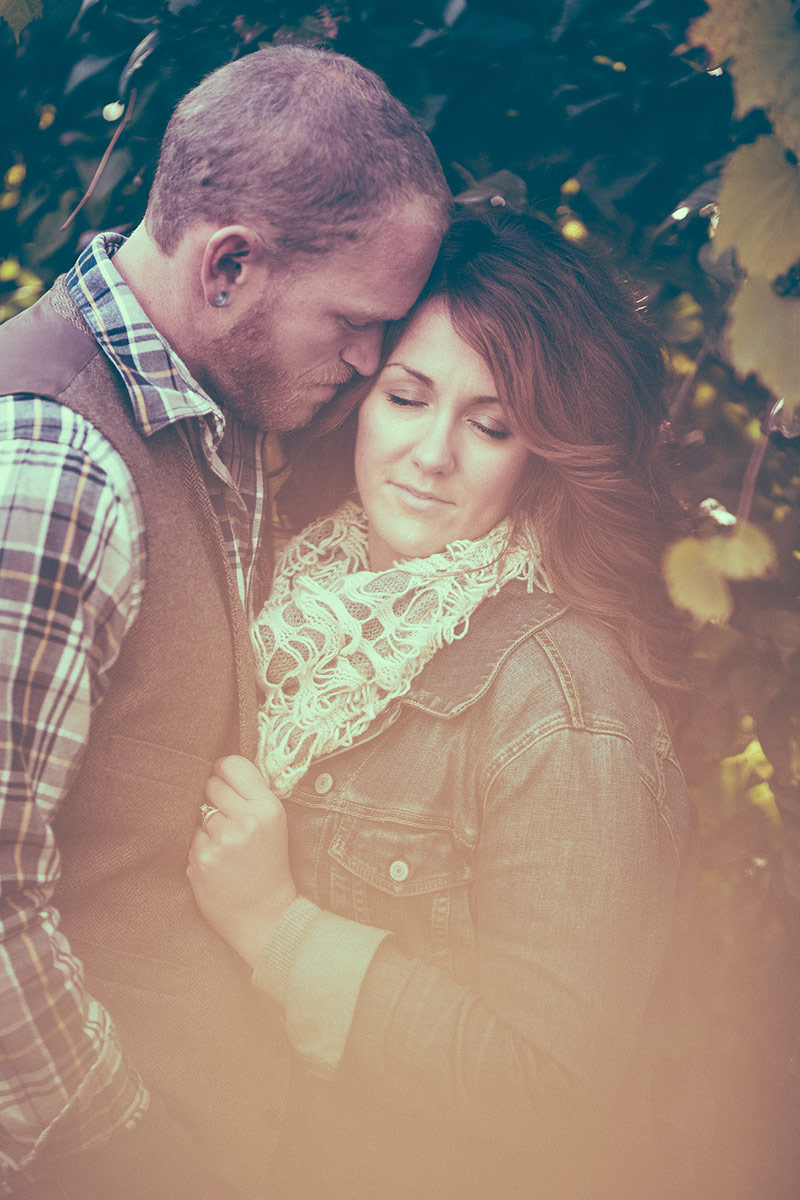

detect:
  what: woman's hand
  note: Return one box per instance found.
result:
[187,756,298,967]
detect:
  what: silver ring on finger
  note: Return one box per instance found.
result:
[199,803,222,830]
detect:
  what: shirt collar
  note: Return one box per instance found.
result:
[65,232,225,442]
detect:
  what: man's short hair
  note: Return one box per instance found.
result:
[146,45,451,258]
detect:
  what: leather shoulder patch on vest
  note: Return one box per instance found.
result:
[0,286,97,399]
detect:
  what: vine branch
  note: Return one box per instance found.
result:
[736,395,783,523]
[60,88,138,232]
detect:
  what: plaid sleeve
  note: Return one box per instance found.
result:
[0,397,148,1189]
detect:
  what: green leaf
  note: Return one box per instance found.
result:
[726,274,800,426]
[663,538,734,624]
[689,0,800,158]
[0,0,41,40]
[704,522,778,581]
[712,136,800,279]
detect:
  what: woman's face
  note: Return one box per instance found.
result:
[355,301,531,570]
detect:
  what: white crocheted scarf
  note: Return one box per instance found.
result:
[252,499,551,797]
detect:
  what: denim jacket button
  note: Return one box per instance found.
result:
[314,772,333,795]
[389,859,409,882]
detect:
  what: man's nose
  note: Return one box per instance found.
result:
[341,325,385,377]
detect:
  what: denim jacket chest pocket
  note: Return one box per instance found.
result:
[286,785,478,983]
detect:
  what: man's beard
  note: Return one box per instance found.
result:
[207,308,352,432]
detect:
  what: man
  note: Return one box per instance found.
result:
[0,44,449,1199]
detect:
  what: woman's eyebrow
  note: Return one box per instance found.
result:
[383,362,434,387]
[383,361,501,407]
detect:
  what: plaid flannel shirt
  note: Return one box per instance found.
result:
[0,235,269,1189]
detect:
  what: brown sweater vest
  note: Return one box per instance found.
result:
[0,283,289,1197]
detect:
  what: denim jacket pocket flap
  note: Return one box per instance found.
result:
[328,814,473,897]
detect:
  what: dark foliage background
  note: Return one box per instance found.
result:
[2,2,799,1196]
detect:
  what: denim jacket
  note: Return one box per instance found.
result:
[254,580,697,1195]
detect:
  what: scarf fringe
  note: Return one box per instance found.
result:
[253,500,550,796]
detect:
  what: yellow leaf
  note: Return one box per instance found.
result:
[705,522,778,581]
[662,291,705,344]
[0,0,42,41]
[727,274,800,419]
[689,0,800,157]
[741,738,774,780]
[748,781,781,824]
[561,219,588,243]
[4,164,25,188]
[693,383,717,410]
[663,538,733,623]
[712,136,800,277]
[670,350,695,376]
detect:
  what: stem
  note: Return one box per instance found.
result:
[736,395,782,522]
[60,89,138,232]
[668,336,713,421]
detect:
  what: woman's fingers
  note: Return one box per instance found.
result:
[203,773,244,819]
[213,755,274,802]
[188,757,297,966]
[200,758,284,843]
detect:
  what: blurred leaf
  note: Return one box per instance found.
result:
[705,521,778,581]
[65,54,124,95]
[772,395,800,438]
[692,621,746,664]
[712,136,800,279]
[689,0,800,158]
[663,537,734,623]
[726,274,800,423]
[762,609,800,655]
[118,31,160,99]
[453,169,528,213]
[72,148,132,216]
[664,521,777,624]
[25,190,81,266]
[661,291,705,344]
[0,0,41,41]
[68,0,102,35]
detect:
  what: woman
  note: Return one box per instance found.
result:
[188,212,697,1199]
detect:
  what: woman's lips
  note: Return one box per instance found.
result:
[390,482,453,509]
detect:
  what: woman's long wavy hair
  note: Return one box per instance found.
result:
[277,210,689,705]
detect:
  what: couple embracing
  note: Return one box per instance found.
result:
[0,44,696,1200]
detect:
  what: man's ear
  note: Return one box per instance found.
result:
[200,225,268,308]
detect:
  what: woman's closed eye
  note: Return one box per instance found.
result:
[386,393,425,408]
[469,417,511,441]
[385,393,512,441]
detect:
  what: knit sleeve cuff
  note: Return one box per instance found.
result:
[251,896,321,1008]
[251,897,391,1075]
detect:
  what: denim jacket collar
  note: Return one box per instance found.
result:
[313,584,568,765]
[403,581,568,718]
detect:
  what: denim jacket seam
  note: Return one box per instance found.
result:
[532,628,585,727]
[288,788,477,850]
[646,719,686,867]
[656,805,682,868]
[403,606,568,717]
[481,718,635,801]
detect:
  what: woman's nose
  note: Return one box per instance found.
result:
[411,418,456,474]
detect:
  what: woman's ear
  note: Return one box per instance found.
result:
[199,225,268,309]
